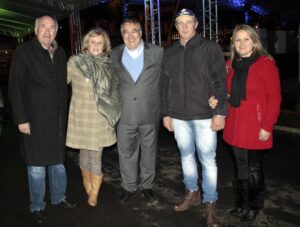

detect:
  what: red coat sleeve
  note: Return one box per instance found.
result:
[260,58,281,132]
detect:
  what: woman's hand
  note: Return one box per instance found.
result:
[259,128,270,141]
[208,96,218,109]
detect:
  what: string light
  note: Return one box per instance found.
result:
[219,0,268,15]
[250,5,268,16]
[219,0,245,8]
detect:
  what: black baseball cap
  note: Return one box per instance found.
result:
[175,8,196,20]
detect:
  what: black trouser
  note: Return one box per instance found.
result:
[232,146,265,210]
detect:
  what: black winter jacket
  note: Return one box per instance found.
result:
[161,34,227,120]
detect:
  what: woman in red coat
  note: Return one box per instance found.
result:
[210,24,281,222]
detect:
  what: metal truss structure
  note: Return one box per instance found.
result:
[144,0,161,45]
[201,0,218,42]
[143,0,218,44]
[69,10,82,55]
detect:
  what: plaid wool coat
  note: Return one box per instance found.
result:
[66,58,116,151]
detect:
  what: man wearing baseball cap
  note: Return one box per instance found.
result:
[161,8,227,227]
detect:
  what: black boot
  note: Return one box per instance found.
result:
[243,209,259,221]
[243,156,265,222]
[230,180,249,218]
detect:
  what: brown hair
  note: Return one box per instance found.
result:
[229,24,272,63]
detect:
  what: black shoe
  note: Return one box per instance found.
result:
[242,209,259,222]
[120,189,134,203]
[229,207,242,216]
[141,189,155,201]
[55,198,77,209]
[236,208,249,218]
[230,207,249,218]
[32,210,45,224]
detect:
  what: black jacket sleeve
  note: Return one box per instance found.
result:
[207,42,228,116]
[8,46,29,124]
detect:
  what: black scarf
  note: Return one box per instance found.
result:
[230,53,260,107]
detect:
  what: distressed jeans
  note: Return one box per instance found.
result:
[172,118,218,203]
[27,164,67,212]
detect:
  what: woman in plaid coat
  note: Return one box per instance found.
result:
[66,28,120,207]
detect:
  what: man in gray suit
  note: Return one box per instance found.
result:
[111,18,163,203]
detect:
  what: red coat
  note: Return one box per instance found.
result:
[223,56,281,150]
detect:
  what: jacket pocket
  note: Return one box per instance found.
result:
[256,104,262,123]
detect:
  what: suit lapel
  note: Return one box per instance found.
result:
[116,43,153,84]
[135,43,152,84]
[117,46,135,83]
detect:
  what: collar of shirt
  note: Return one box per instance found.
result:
[124,41,144,59]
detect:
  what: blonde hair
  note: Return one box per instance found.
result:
[229,24,272,63]
[81,28,111,55]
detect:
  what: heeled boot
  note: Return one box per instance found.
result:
[230,180,249,218]
[81,169,92,195]
[88,174,104,207]
[243,165,265,222]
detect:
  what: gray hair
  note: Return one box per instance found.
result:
[34,15,58,32]
[120,17,142,34]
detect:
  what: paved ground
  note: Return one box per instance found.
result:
[0,119,300,227]
[0,75,300,227]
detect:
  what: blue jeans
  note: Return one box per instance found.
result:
[172,118,218,203]
[27,164,67,212]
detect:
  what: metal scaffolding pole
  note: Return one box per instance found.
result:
[69,10,81,55]
[123,0,129,17]
[201,0,218,42]
[144,0,161,45]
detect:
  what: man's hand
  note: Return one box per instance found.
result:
[163,116,174,132]
[18,123,31,135]
[259,128,270,141]
[210,116,225,131]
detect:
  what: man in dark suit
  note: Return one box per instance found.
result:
[9,15,76,224]
[111,18,163,203]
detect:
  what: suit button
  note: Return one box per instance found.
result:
[134,98,137,101]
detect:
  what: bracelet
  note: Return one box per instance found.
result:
[215,115,226,118]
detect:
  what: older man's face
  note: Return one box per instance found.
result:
[121,22,142,50]
[35,16,57,49]
[175,15,198,45]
